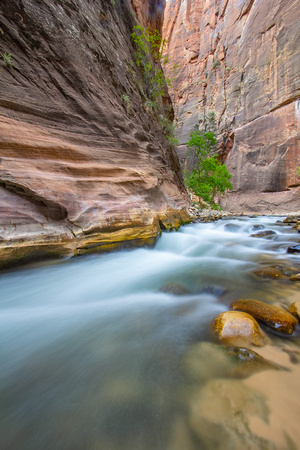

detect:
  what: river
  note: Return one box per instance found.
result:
[1,216,300,449]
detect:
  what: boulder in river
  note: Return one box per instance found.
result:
[250,230,276,238]
[251,267,286,279]
[290,273,300,281]
[287,245,300,254]
[213,311,268,347]
[288,302,300,320]
[251,225,265,231]
[232,299,298,334]
[159,282,190,296]
[283,216,300,224]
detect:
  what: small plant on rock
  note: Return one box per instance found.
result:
[212,59,220,69]
[131,25,170,103]
[1,52,13,68]
[122,94,131,113]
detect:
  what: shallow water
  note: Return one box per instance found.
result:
[1,216,300,449]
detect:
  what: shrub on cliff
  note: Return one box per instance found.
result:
[131,25,170,102]
[184,113,232,209]
[131,26,177,147]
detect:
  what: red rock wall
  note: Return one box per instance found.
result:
[0,0,189,268]
[163,0,300,213]
[131,0,166,32]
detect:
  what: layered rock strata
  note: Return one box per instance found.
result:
[163,0,300,213]
[0,0,189,269]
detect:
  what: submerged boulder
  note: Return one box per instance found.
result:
[251,267,286,279]
[232,299,298,334]
[213,311,268,347]
[159,282,190,296]
[184,342,280,382]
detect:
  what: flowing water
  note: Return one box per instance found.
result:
[1,216,300,450]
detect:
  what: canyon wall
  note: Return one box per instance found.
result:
[0,0,189,269]
[163,0,300,213]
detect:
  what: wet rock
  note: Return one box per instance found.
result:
[288,302,300,320]
[251,224,265,231]
[250,230,276,238]
[251,267,286,279]
[290,273,300,281]
[232,299,298,335]
[159,282,190,296]
[283,216,300,224]
[287,245,300,254]
[225,346,282,375]
[213,311,268,347]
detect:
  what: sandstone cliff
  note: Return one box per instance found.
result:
[163,0,300,213]
[0,0,189,269]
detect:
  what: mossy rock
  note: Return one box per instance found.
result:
[232,299,298,334]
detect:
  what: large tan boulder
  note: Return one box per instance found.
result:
[213,311,268,347]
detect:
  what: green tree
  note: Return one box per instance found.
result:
[184,113,232,209]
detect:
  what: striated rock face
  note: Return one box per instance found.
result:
[163,0,300,213]
[0,0,189,268]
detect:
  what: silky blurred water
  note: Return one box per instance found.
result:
[1,216,300,449]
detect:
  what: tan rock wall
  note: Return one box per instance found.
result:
[0,0,189,268]
[163,0,300,213]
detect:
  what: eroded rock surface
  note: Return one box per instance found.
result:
[162,0,300,213]
[0,0,189,268]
